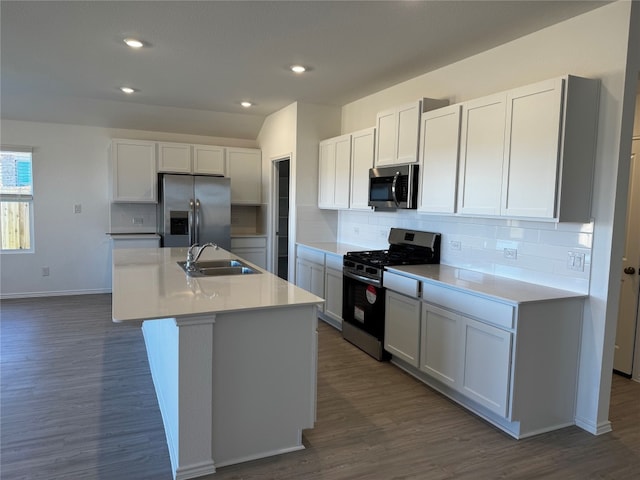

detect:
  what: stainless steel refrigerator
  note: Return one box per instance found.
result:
[158,174,231,250]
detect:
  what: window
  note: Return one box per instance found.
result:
[1,147,34,252]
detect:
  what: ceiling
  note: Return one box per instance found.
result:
[1,1,609,140]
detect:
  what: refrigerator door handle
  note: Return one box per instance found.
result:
[195,199,201,245]
[188,199,195,246]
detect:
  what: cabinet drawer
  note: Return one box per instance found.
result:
[297,246,325,265]
[325,253,343,271]
[384,271,420,298]
[231,236,267,249]
[422,282,514,329]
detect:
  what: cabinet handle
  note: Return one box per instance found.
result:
[623,266,636,275]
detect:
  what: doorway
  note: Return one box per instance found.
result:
[614,137,640,378]
[273,158,290,280]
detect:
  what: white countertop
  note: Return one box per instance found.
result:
[112,247,324,323]
[386,264,587,304]
[297,241,366,257]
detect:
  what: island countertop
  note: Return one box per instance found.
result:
[112,247,324,322]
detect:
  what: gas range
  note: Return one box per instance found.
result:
[343,229,441,286]
[341,228,441,361]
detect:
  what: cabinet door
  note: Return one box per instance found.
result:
[111,139,157,203]
[375,108,397,166]
[461,317,512,417]
[318,134,351,209]
[384,290,421,367]
[501,78,563,218]
[334,135,351,209]
[193,145,226,175]
[157,142,192,173]
[418,105,461,214]
[295,258,325,309]
[324,266,343,324]
[232,248,267,269]
[420,303,462,390]
[396,101,421,164]
[226,148,262,204]
[350,128,375,210]
[318,139,335,208]
[457,94,506,216]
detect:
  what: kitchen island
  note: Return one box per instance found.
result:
[112,247,323,480]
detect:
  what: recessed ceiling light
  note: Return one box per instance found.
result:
[290,65,306,74]
[123,38,144,48]
[240,101,252,108]
[120,87,137,94]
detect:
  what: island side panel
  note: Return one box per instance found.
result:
[143,315,217,480]
[211,304,318,467]
[142,318,180,476]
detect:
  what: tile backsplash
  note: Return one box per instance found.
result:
[109,203,157,233]
[338,210,592,293]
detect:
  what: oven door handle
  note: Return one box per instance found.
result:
[343,270,382,288]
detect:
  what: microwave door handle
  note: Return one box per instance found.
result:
[391,171,400,206]
[188,199,195,245]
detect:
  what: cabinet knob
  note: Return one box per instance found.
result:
[623,266,636,275]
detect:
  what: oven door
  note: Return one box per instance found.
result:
[342,271,386,340]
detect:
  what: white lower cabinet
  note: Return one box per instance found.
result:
[295,246,325,313]
[323,254,344,326]
[460,317,512,417]
[419,303,462,390]
[383,269,583,439]
[230,236,267,270]
[384,290,421,367]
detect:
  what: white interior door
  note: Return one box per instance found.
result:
[614,138,640,376]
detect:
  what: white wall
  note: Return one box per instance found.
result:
[338,1,639,435]
[257,102,298,276]
[0,120,256,298]
[295,103,341,244]
[257,102,342,277]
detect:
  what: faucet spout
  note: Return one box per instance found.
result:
[185,242,218,271]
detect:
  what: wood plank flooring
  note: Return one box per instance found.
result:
[1,294,638,479]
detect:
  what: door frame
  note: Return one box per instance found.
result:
[271,154,294,279]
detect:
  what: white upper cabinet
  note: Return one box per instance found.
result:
[157,142,192,173]
[193,145,226,175]
[111,139,157,203]
[350,127,375,210]
[318,134,351,209]
[501,78,563,219]
[457,75,599,222]
[457,93,507,216]
[503,76,599,222]
[376,100,421,166]
[158,142,226,175]
[226,147,262,205]
[375,98,449,167]
[418,104,462,214]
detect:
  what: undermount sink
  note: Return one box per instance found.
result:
[177,259,261,277]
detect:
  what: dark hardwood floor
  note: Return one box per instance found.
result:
[1,294,638,479]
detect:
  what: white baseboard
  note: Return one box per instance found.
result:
[0,288,111,299]
[575,415,613,435]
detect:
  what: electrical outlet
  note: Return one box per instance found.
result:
[132,217,144,225]
[74,204,82,214]
[567,252,586,272]
[42,266,50,277]
[450,240,462,251]
[504,248,517,260]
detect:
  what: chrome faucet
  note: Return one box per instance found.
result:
[185,243,218,272]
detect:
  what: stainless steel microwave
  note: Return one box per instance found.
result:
[368,164,419,209]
